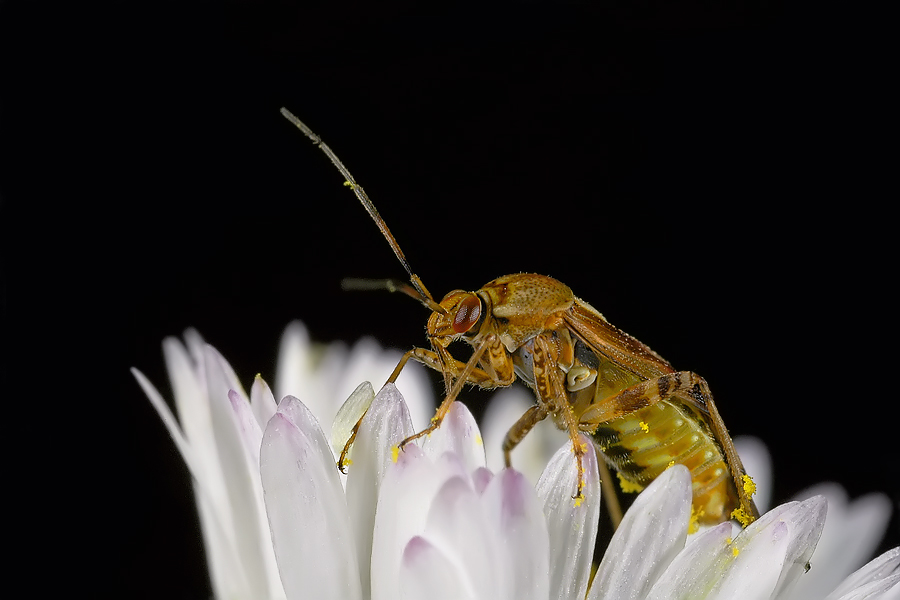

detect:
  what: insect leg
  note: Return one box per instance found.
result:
[337,419,363,473]
[338,342,511,471]
[401,346,510,388]
[580,371,706,423]
[532,333,589,500]
[397,334,503,450]
[335,348,421,471]
[337,348,440,473]
[680,375,760,525]
[501,404,550,467]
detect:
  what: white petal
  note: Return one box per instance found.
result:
[826,547,900,600]
[140,339,257,599]
[165,335,240,525]
[710,496,827,600]
[332,380,376,458]
[734,436,772,513]
[790,484,893,600]
[274,320,315,406]
[589,465,693,600]
[646,523,734,600]
[536,436,601,600]
[423,476,501,599]
[472,466,494,494]
[371,447,469,600]
[260,397,362,600]
[345,383,415,600]
[422,401,486,474]
[396,466,550,600]
[707,518,792,599]
[250,375,278,430]
[131,367,201,488]
[770,495,829,597]
[162,336,217,476]
[183,328,207,373]
[829,576,900,600]
[480,469,550,600]
[228,389,264,467]
[400,536,471,600]
[299,338,351,429]
[204,345,280,598]
[134,364,252,599]
[203,342,245,399]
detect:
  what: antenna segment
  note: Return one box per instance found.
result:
[280,107,436,305]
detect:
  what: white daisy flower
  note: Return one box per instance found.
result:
[134,322,899,600]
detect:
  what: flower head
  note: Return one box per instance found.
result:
[135,321,899,599]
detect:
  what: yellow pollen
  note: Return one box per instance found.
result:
[732,546,740,557]
[667,460,675,468]
[343,458,353,467]
[571,441,589,455]
[742,474,757,497]
[639,421,649,433]
[475,434,483,446]
[688,505,705,534]
[617,472,644,493]
[731,506,753,527]
[343,181,356,189]
[391,446,400,463]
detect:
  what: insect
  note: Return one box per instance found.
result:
[280,107,759,528]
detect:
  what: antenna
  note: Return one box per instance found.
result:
[341,278,448,315]
[280,108,438,307]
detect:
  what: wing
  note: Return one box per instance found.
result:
[564,297,675,380]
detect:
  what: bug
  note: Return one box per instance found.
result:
[280,107,759,528]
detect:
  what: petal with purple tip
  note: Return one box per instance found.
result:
[260,397,362,600]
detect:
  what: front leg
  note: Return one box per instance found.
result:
[398,333,515,449]
[386,345,515,389]
[339,337,515,471]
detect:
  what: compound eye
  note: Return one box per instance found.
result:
[451,294,482,334]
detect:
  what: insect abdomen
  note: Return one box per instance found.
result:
[593,401,736,524]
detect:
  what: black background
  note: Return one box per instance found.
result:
[2,2,897,597]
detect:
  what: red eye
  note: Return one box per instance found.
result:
[452,295,482,334]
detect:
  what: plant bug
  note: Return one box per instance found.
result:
[280,107,759,528]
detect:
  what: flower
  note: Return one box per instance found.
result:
[135,321,899,599]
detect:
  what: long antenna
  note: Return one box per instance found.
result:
[280,107,437,306]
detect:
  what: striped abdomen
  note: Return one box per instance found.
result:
[592,399,736,524]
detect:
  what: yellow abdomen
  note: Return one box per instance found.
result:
[592,400,736,524]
